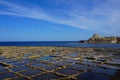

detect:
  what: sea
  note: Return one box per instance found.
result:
[0,41,120,48]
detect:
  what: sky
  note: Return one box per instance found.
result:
[0,0,120,41]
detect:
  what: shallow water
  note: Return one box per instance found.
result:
[32,73,62,80]
[19,69,42,77]
[0,72,18,80]
[82,61,97,67]
[76,72,110,80]
[92,67,116,76]
[100,64,120,70]
[0,51,120,80]
[57,68,80,75]
[69,64,93,71]
[36,56,54,60]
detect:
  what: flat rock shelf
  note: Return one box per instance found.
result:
[0,46,120,80]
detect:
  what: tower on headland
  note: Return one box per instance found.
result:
[92,33,100,39]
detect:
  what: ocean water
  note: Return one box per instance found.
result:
[0,41,120,48]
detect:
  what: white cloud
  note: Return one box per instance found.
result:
[0,0,120,36]
[0,0,89,29]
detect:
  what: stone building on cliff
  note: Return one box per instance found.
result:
[88,34,120,44]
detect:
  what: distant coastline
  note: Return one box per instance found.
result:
[80,34,120,44]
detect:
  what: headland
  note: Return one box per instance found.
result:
[80,34,120,44]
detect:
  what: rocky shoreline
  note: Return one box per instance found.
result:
[0,46,119,59]
[0,46,94,59]
[0,46,120,80]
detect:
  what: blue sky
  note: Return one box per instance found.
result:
[0,0,120,41]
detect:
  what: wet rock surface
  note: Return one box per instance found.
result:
[0,46,120,80]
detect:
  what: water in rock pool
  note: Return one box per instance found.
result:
[0,52,120,80]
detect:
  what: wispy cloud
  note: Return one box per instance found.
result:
[0,0,89,29]
[0,0,120,35]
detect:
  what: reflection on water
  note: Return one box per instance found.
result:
[36,56,54,60]
[77,72,110,80]
[0,52,120,80]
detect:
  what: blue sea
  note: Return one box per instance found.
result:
[0,41,120,48]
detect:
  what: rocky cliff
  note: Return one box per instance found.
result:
[87,34,120,44]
